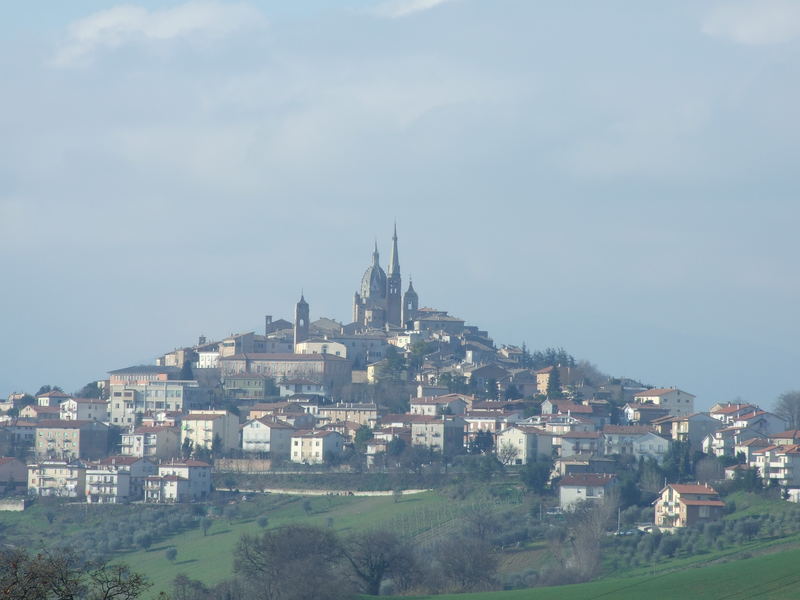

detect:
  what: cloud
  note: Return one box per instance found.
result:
[371,0,455,19]
[702,0,800,45]
[51,1,266,67]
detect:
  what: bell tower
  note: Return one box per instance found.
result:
[386,223,402,326]
[294,293,309,348]
[402,278,419,328]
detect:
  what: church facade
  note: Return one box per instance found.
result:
[353,226,418,331]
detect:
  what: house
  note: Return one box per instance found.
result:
[734,437,772,463]
[278,378,328,397]
[19,405,60,420]
[750,445,800,487]
[496,425,554,465]
[559,431,602,457]
[654,413,720,452]
[732,410,788,436]
[463,410,520,445]
[632,388,695,418]
[241,418,294,457]
[623,402,670,426]
[410,394,470,416]
[709,403,759,425]
[316,403,378,426]
[770,430,800,446]
[59,398,109,422]
[290,430,344,464]
[293,339,348,359]
[144,460,211,503]
[559,473,617,510]
[703,427,767,458]
[0,457,27,492]
[654,483,724,528]
[34,420,109,460]
[97,456,157,499]
[409,416,466,457]
[222,374,276,403]
[181,411,240,452]
[35,390,71,407]
[120,426,180,459]
[27,460,87,497]
[85,465,131,504]
[602,425,669,462]
[219,353,352,395]
[552,455,617,480]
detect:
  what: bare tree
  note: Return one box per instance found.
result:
[434,536,498,593]
[234,525,354,600]
[695,456,723,483]
[497,441,520,466]
[774,391,800,430]
[343,530,416,595]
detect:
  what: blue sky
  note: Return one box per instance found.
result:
[1,0,799,409]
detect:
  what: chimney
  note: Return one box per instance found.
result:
[199,335,207,346]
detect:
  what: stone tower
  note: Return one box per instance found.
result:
[402,278,419,328]
[386,224,402,326]
[294,293,309,348]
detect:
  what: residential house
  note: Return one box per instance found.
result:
[655,413,720,453]
[120,426,180,459]
[19,405,60,420]
[734,438,772,463]
[97,456,157,499]
[770,430,800,446]
[181,411,240,452]
[27,460,87,497]
[316,403,378,427]
[623,402,670,425]
[34,420,109,460]
[144,460,211,502]
[85,465,131,504]
[703,427,767,458]
[410,394,471,416]
[290,430,344,464]
[654,483,724,528]
[709,403,759,425]
[278,378,327,397]
[109,377,211,426]
[59,398,108,422]
[496,425,554,465]
[559,431,602,457]
[294,339,348,359]
[410,416,466,457]
[602,425,670,462]
[241,418,294,457]
[222,374,275,403]
[750,445,800,487]
[559,473,617,510]
[463,410,520,446]
[35,390,70,407]
[732,410,788,436]
[632,388,695,418]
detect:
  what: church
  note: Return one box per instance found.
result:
[352,225,418,331]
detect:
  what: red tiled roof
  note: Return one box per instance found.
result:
[711,403,756,415]
[35,390,70,398]
[561,431,601,439]
[163,460,210,467]
[670,483,718,495]
[602,425,654,435]
[560,473,617,487]
[634,388,679,397]
[680,499,725,507]
[99,456,141,466]
[771,430,800,439]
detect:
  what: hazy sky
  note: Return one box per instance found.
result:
[2,1,799,409]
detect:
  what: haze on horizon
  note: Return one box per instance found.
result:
[1,0,799,410]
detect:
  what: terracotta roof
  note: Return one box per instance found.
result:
[737,438,771,447]
[0,457,21,465]
[411,397,467,405]
[507,425,552,435]
[561,431,601,439]
[669,483,718,495]
[184,414,224,421]
[634,388,680,397]
[602,425,654,435]
[552,401,593,414]
[163,460,210,467]
[736,410,769,420]
[35,390,70,398]
[680,499,725,507]
[36,419,104,429]
[161,475,187,482]
[98,456,142,466]
[222,353,348,362]
[560,473,617,487]
[252,418,294,429]
[771,430,800,439]
[69,398,108,404]
[711,403,757,415]
[292,429,339,438]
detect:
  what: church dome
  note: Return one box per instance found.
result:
[360,244,387,302]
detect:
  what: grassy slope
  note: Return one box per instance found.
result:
[396,546,800,600]
[121,491,455,594]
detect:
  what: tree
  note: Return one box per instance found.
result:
[234,525,354,600]
[165,548,177,562]
[35,385,63,396]
[76,381,103,399]
[520,460,552,493]
[136,533,153,551]
[435,536,498,592]
[181,437,193,460]
[546,368,562,399]
[774,391,800,430]
[0,547,150,600]
[257,516,269,529]
[201,518,213,536]
[354,425,373,451]
[180,360,194,381]
[302,499,313,516]
[497,441,520,466]
[343,530,416,596]
[468,430,494,455]
[212,434,223,458]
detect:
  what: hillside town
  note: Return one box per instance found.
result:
[1,229,797,530]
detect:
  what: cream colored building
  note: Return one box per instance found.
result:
[632,388,695,418]
[181,411,240,452]
[294,339,348,358]
[27,461,87,497]
[121,426,180,459]
[85,466,131,504]
[655,483,724,528]
[144,460,212,502]
[290,430,344,464]
[317,403,378,426]
[496,425,554,465]
[59,398,109,422]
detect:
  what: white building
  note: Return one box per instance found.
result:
[290,430,344,464]
[181,411,240,452]
[294,339,348,358]
[27,461,87,497]
[278,379,327,398]
[632,388,695,418]
[496,425,554,465]
[241,418,294,457]
[59,398,109,422]
[144,460,211,503]
[602,426,670,463]
[559,473,617,511]
[85,465,131,504]
[120,426,180,459]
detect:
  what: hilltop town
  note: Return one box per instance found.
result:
[2,228,800,597]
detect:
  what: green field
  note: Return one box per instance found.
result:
[393,546,800,600]
[120,491,470,594]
